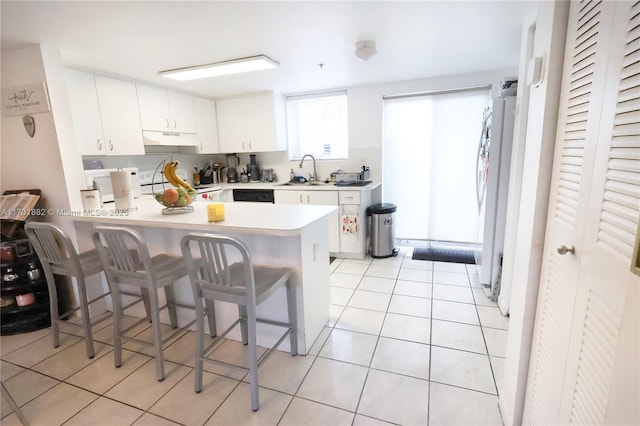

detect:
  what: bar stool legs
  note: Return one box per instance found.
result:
[181,233,297,411]
[1,382,29,425]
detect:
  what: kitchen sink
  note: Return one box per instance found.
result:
[278,181,333,186]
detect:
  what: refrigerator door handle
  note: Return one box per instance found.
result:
[476,137,483,212]
[476,113,489,213]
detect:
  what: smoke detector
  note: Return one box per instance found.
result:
[355,41,377,61]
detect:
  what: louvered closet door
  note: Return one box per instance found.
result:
[524,1,640,424]
[558,1,640,423]
[523,1,614,423]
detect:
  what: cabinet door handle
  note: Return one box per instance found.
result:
[109,140,114,151]
[557,245,575,255]
[173,119,177,129]
[97,139,102,150]
[242,141,246,150]
[299,195,303,203]
[165,119,170,129]
[249,141,252,150]
[307,195,310,204]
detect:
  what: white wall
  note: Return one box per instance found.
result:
[230,69,516,186]
[498,2,570,425]
[1,44,91,313]
[1,44,85,228]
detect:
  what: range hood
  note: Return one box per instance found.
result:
[142,130,199,146]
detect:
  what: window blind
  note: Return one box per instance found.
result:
[286,90,348,160]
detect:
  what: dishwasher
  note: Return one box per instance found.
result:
[232,189,275,203]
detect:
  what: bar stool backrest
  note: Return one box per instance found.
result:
[25,222,84,276]
[181,233,256,306]
[91,226,154,288]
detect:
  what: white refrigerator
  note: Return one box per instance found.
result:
[475,95,516,298]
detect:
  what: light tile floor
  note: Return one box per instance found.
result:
[0,246,508,425]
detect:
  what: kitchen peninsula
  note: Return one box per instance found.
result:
[71,197,336,354]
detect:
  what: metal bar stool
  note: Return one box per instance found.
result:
[181,232,297,411]
[25,222,143,359]
[91,225,212,381]
[1,381,29,425]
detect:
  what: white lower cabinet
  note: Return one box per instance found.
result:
[274,190,339,253]
[338,191,371,258]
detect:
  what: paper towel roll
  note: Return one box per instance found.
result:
[110,169,136,211]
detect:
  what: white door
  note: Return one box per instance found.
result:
[245,94,277,152]
[307,191,339,253]
[194,97,219,154]
[274,190,339,253]
[524,2,640,424]
[64,69,106,155]
[136,85,171,132]
[216,97,247,153]
[95,76,145,156]
[168,92,196,133]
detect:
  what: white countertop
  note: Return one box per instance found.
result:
[195,181,381,192]
[71,196,337,237]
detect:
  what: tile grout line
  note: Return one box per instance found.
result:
[350,256,397,426]
[427,263,435,426]
[470,276,501,397]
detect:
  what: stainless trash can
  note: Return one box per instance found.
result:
[367,203,398,258]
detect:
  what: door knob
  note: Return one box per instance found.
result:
[557,245,575,255]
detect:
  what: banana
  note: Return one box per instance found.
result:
[173,167,194,191]
[163,161,180,187]
[167,161,194,191]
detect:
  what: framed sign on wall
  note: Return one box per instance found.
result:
[2,82,51,117]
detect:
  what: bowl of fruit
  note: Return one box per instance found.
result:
[153,160,197,214]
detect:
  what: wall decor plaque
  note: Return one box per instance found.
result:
[2,82,51,117]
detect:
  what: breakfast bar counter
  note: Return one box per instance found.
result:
[70,197,336,354]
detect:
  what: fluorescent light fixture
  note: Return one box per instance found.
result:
[159,55,279,81]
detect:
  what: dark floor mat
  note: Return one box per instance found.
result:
[412,247,476,264]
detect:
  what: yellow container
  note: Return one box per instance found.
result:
[207,203,225,222]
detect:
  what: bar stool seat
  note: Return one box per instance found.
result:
[181,232,297,411]
[91,225,213,381]
[25,222,139,359]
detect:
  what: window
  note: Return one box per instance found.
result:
[286,90,348,160]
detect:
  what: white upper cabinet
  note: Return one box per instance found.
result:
[216,92,285,153]
[136,85,196,134]
[65,68,105,155]
[193,97,219,154]
[65,69,144,156]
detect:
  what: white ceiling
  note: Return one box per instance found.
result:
[1,1,536,99]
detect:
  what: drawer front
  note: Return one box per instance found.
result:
[339,191,360,205]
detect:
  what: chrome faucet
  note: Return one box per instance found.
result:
[299,154,318,183]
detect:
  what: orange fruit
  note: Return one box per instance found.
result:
[185,194,192,204]
[162,188,179,204]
